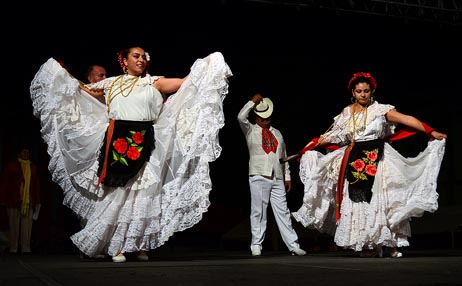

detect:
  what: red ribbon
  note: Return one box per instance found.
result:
[387,122,435,142]
[97,119,115,187]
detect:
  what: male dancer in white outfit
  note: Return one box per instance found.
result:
[238,93,306,256]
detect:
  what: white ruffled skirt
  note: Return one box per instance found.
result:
[30,52,232,257]
[292,139,446,251]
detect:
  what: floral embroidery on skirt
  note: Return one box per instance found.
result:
[97,120,155,187]
[346,139,384,203]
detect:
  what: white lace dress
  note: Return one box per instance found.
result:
[292,101,446,251]
[30,52,232,257]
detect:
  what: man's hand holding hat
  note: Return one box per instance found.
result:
[252,94,273,119]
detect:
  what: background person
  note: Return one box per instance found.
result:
[0,145,41,255]
[238,93,306,257]
[86,64,107,83]
[85,64,107,103]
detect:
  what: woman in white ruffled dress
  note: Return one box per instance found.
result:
[30,46,232,262]
[291,72,447,258]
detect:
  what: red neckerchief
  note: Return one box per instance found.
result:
[262,128,278,154]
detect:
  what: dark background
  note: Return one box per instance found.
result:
[1,1,461,252]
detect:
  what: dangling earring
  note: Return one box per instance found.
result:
[370,96,374,104]
[124,66,128,74]
[351,97,357,104]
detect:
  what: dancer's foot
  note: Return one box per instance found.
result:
[137,250,149,261]
[388,247,403,258]
[112,253,126,263]
[291,247,307,256]
[360,246,383,258]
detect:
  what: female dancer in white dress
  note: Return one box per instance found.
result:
[291,72,447,257]
[30,46,232,262]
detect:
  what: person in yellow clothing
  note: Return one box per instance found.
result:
[0,145,41,254]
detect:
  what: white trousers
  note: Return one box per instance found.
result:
[249,176,300,252]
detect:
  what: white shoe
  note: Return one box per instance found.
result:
[390,251,403,258]
[251,249,261,256]
[291,248,307,256]
[94,254,105,259]
[112,254,126,263]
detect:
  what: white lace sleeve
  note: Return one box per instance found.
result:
[30,58,109,219]
[318,108,350,145]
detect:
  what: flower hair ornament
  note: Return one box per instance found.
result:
[117,51,126,73]
[348,72,377,91]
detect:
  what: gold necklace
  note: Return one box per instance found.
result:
[107,75,140,103]
[119,75,139,97]
[350,103,368,141]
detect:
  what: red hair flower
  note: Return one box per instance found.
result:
[117,51,125,70]
[348,72,377,90]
